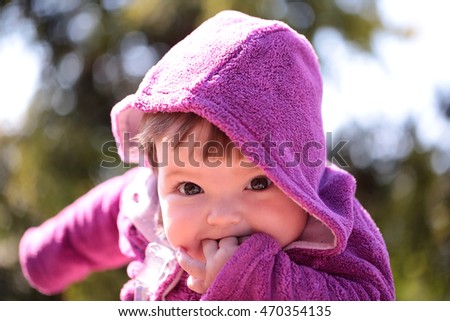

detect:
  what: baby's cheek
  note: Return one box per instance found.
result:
[163,223,203,261]
[161,202,206,261]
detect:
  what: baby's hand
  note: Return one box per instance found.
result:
[176,237,240,294]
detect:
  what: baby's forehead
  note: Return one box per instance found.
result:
[160,132,244,161]
[155,141,260,176]
[152,126,261,173]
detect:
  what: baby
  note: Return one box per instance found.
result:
[134,112,309,294]
[20,10,395,300]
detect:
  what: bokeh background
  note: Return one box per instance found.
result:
[1,0,449,300]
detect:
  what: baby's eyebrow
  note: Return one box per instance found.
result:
[162,168,185,179]
[161,166,201,180]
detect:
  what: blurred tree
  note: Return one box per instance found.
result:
[334,121,450,300]
[437,89,450,120]
[4,0,446,301]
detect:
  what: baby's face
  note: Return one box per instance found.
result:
[154,127,308,262]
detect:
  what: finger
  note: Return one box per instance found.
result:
[176,248,206,278]
[186,275,208,294]
[218,236,239,248]
[202,239,219,261]
[214,237,239,265]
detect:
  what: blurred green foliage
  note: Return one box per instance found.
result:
[0,0,449,300]
[336,121,450,300]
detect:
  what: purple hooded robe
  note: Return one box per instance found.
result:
[19,10,395,301]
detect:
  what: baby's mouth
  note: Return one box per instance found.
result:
[209,235,252,245]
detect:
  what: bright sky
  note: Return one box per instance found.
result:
[1,0,450,148]
[320,0,450,149]
[0,32,42,134]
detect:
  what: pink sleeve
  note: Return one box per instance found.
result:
[201,232,395,300]
[19,169,139,295]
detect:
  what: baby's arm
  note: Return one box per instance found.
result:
[19,169,139,295]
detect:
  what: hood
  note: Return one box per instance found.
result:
[111,10,356,256]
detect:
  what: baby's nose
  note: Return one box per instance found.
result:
[206,201,242,226]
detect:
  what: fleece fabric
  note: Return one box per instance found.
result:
[19,10,395,300]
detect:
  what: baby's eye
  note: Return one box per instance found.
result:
[178,182,203,195]
[246,176,273,191]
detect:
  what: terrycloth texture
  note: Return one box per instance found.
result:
[19,10,395,300]
[203,230,393,300]
[19,168,139,295]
